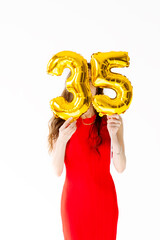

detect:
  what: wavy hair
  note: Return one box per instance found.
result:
[47,63,105,156]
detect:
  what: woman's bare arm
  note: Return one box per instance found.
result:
[51,137,67,176]
[111,115,126,173]
[51,117,77,176]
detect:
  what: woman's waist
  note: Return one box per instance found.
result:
[64,171,114,189]
[62,174,117,203]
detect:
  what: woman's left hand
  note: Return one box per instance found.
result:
[107,114,122,138]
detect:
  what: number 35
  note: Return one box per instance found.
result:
[47,51,133,120]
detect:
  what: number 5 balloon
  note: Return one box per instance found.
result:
[91,51,133,116]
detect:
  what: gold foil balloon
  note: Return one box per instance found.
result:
[90,51,133,116]
[47,51,92,121]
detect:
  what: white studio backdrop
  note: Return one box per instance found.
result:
[0,0,160,239]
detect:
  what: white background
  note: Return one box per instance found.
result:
[0,0,160,239]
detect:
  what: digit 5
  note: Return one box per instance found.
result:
[90,51,133,116]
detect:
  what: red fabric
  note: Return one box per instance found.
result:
[61,114,119,240]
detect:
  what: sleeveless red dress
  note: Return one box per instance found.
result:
[60,114,119,240]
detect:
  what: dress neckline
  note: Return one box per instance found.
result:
[78,113,97,125]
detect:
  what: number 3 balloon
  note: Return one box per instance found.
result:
[47,51,92,121]
[47,51,133,120]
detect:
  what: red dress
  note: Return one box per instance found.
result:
[60,114,119,240]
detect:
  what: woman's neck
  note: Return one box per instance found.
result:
[81,106,96,119]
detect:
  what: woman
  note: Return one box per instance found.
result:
[48,63,126,240]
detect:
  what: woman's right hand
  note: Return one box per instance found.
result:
[58,117,77,144]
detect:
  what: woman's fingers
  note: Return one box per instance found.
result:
[107,119,121,124]
[108,123,121,127]
[60,117,74,131]
[108,121,121,125]
[107,114,120,120]
[63,121,77,132]
[107,116,121,128]
[67,122,77,129]
[66,124,77,136]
